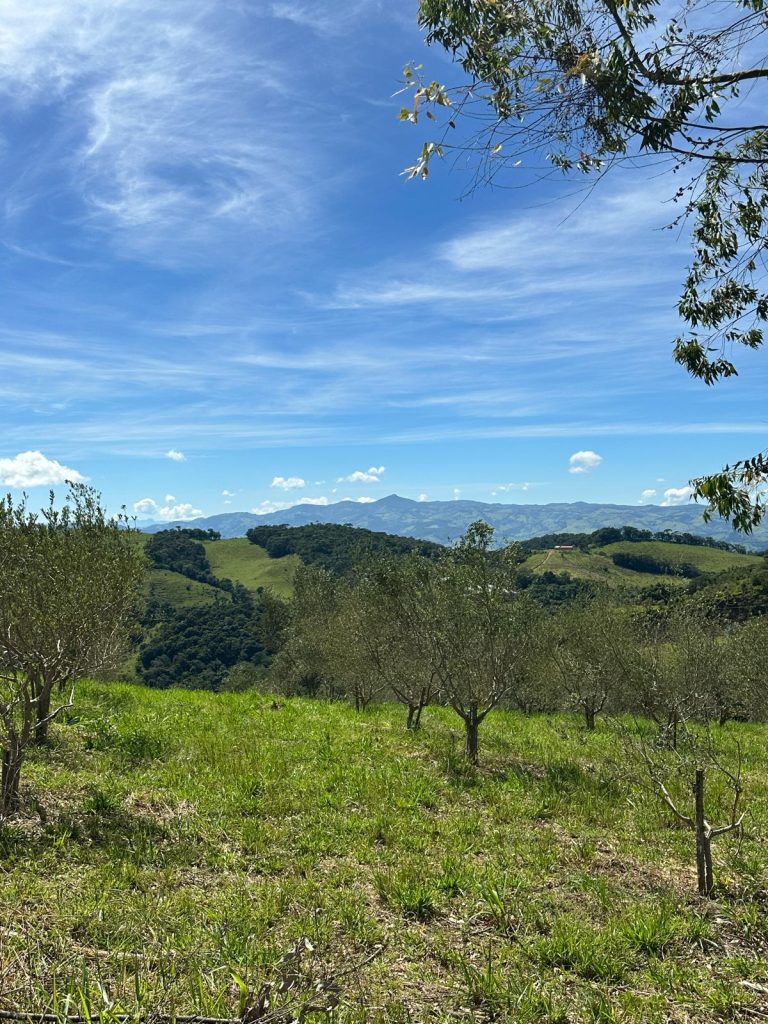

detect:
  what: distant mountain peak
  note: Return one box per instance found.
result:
[141,495,768,550]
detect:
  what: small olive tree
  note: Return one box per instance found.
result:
[0,485,146,817]
[269,566,347,700]
[344,563,438,728]
[715,617,768,724]
[634,727,745,897]
[548,594,632,729]
[414,522,539,764]
[625,604,724,747]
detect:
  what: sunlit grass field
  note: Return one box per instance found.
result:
[204,538,300,598]
[3,681,767,1023]
[521,541,762,589]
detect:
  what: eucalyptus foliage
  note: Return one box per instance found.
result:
[404,0,768,529]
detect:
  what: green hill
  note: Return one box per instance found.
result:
[204,537,299,597]
[5,680,767,1022]
[521,540,762,588]
[147,567,225,608]
[600,540,763,574]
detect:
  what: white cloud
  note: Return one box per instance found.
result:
[133,495,202,520]
[166,449,185,461]
[569,450,603,475]
[271,475,306,490]
[165,494,176,503]
[158,502,203,520]
[496,481,532,492]
[417,493,428,502]
[453,488,461,499]
[252,500,290,515]
[222,489,236,497]
[0,450,86,487]
[339,496,375,503]
[252,494,330,515]
[337,465,385,484]
[133,497,158,516]
[639,488,657,502]
[661,486,693,507]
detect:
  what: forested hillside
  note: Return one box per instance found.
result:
[246,522,444,574]
[145,496,768,549]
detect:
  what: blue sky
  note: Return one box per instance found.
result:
[0,0,765,522]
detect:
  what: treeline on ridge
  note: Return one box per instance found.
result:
[145,529,228,590]
[246,523,444,575]
[519,525,751,554]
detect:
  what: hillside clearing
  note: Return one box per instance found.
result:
[521,542,762,588]
[2,682,767,1023]
[204,538,299,597]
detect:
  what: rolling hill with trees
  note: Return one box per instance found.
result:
[143,496,768,549]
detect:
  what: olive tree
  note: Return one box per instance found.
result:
[348,561,438,728]
[716,616,768,723]
[0,485,146,817]
[622,603,728,745]
[548,594,633,729]
[415,522,539,764]
[269,566,341,699]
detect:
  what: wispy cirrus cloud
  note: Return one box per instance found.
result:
[0,0,322,260]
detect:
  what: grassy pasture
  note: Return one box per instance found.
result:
[2,682,768,1023]
[146,568,224,609]
[522,541,762,588]
[204,538,300,598]
[599,542,764,575]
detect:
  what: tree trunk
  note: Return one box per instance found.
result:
[464,706,480,765]
[694,768,714,896]
[413,702,424,730]
[1,740,23,819]
[584,703,596,731]
[406,704,415,730]
[35,686,52,745]
[665,710,679,750]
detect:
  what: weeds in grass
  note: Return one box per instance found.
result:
[374,867,438,920]
[536,919,629,981]
[620,901,681,956]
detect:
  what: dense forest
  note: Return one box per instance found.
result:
[246,522,444,575]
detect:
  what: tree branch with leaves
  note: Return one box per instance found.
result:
[403,0,768,530]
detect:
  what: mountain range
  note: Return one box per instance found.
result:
[143,495,768,550]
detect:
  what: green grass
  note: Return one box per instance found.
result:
[522,540,762,588]
[599,541,763,574]
[147,568,225,608]
[4,684,768,1022]
[204,538,300,597]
